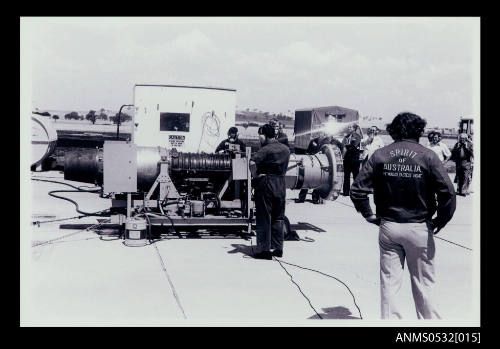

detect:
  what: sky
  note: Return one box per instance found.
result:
[22,17,480,128]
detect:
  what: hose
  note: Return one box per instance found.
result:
[31,177,109,221]
[31,178,101,192]
[48,190,110,217]
[143,213,152,241]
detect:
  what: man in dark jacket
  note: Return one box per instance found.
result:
[350,112,456,319]
[269,119,289,148]
[215,126,246,154]
[342,123,363,196]
[450,133,473,196]
[215,127,247,202]
[250,124,291,260]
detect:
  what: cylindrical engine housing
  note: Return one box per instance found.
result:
[285,144,343,200]
[64,143,342,199]
[64,148,103,185]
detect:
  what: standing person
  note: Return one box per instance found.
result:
[426,132,451,164]
[215,126,246,154]
[350,112,456,319]
[361,126,385,166]
[249,124,290,260]
[426,131,435,147]
[215,127,248,204]
[450,133,474,196]
[342,123,363,196]
[269,119,289,147]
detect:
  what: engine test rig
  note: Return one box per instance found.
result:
[61,84,344,244]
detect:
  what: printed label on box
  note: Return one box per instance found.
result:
[169,135,186,147]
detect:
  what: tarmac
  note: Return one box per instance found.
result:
[21,171,480,326]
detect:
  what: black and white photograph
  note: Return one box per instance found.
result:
[20,17,481,328]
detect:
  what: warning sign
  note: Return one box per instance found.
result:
[168,135,186,147]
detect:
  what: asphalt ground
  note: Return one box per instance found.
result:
[21,171,479,326]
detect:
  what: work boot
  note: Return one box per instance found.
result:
[254,251,272,260]
[272,249,283,258]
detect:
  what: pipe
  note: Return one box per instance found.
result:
[116,104,134,140]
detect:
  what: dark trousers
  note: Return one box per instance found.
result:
[254,176,286,253]
[456,162,473,194]
[343,159,361,196]
[297,188,308,202]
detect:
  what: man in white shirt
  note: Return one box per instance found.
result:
[427,132,451,163]
[361,126,385,166]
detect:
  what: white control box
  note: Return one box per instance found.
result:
[133,84,237,153]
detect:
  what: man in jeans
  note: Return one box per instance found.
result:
[350,112,456,319]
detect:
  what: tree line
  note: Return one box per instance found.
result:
[64,109,132,124]
[33,109,132,124]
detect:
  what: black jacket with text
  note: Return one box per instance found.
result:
[350,139,456,230]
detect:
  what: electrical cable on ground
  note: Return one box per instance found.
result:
[434,236,472,251]
[333,199,472,251]
[31,177,109,218]
[278,259,363,319]
[249,237,323,319]
[144,210,177,236]
[32,221,109,247]
[299,236,315,242]
[33,214,88,226]
[48,190,111,217]
[273,256,323,319]
[152,242,188,319]
[31,178,101,191]
[41,236,101,245]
